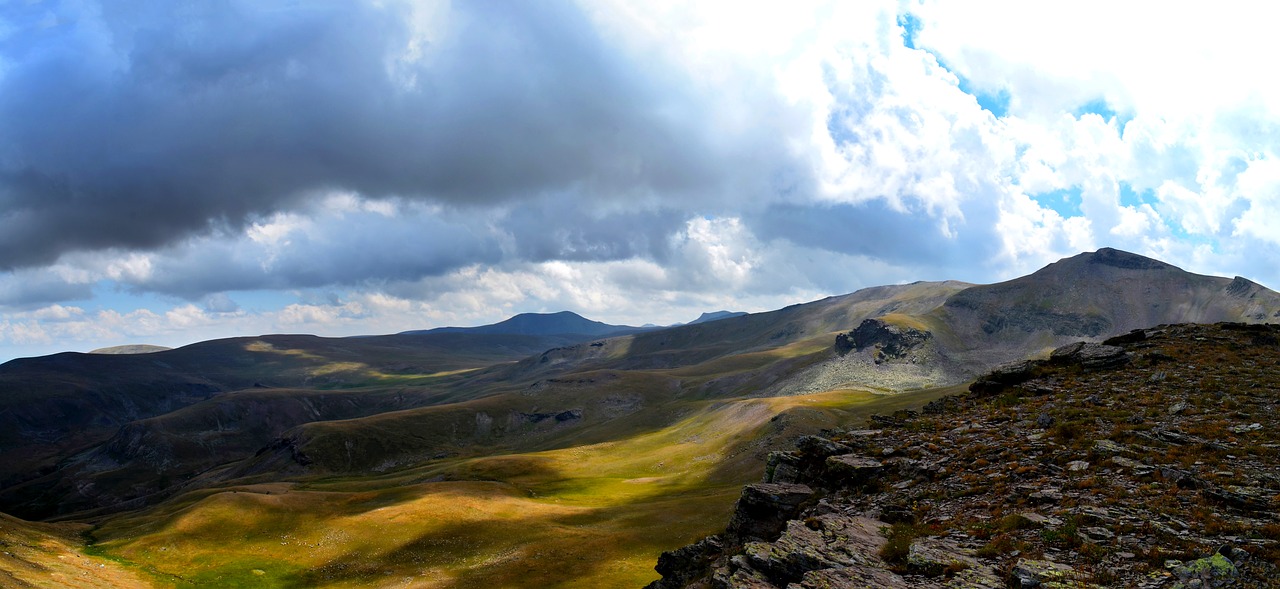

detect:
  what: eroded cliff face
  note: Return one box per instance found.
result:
[834,318,932,363]
[647,323,1280,588]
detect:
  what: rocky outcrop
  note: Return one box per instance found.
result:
[834,318,931,363]
[726,483,814,541]
[970,341,1130,396]
[648,323,1280,588]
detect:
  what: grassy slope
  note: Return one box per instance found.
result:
[0,512,153,588]
[88,385,959,588]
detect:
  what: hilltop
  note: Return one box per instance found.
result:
[88,344,172,355]
[403,310,644,337]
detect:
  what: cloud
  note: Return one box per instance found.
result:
[4,1,1280,360]
[0,0,756,269]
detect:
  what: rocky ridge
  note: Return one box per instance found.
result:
[648,323,1280,588]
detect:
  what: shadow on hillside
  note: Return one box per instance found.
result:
[278,484,740,589]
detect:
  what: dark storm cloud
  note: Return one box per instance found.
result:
[131,205,505,298]
[0,0,720,269]
[497,200,687,264]
[748,198,1004,274]
[125,198,690,300]
[0,269,94,309]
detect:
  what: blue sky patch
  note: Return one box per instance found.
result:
[1074,98,1134,128]
[898,13,921,50]
[1031,187,1083,218]
[962,82,1011,118]
[908,27,1010,117]
[1118,182,1152,208]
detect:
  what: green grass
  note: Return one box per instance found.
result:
[87,385,956,588]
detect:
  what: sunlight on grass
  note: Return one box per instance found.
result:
[92,386,954,588]
[877,312,930,331]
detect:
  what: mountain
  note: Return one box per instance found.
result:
[404,310,644,337]
[688,310,748,324]
[0,330,595,517]
[89,344,172,354]
[0,248,1277,587]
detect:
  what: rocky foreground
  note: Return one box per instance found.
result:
[648,323,1280,588]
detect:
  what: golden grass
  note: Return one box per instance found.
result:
[877,313,931,332]
[0,512,155,588]
[89,386,955,588]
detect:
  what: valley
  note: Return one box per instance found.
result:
[2,249,1279,587]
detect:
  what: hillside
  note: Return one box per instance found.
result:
[647,323,1280,588]
[0,330,592,518]
[0,248,1278,587]
[0,512,153,588]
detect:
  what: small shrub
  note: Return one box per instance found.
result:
[879,522,931,566]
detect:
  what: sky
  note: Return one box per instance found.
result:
[2,0,1280,361]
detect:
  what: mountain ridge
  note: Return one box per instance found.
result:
[1,248,1278,586]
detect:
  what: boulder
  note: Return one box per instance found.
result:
[646,536,724,589]
[1048,342,1130,371]
[1009,558,1076,588]
[969,359,1042,396]
[763,451,802,484]
[795,435,852,459]
[824,455,884,487]
[905,536,978,577]
[727,483,814,541]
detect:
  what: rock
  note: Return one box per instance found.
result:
[836,318,931,361]
[1167,553,1237,588]
[905,536,977,577]
[1066,460,1090,472]
[947,565,1005,588]
[797,564,909,588]
[1048,342,1130,371]
[741,515,892,587]
[1103,328,1149,345]
[1169,401,1188,415]
[795,435,852,459]
[724,567,776,588]
[1036,413,1055,428]
[922,396,960,415]
[824,455,884,487]
[970,359,1042,396]
[1229,423,1262,434]
[1028,488,1062,504]
[1201,486,1272,512]
[876,503,914,524]
[1079,526,1114,542]
[1009,558,1076,588]
[727,483,814,541]
[1091,439,1128,455]
[647,536,724,589]
[1018,512,1062,528]
[764,452,801,484]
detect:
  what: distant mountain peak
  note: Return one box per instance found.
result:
[89,344,172,355]
[689,310,747,325]
[404,310,639,337]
